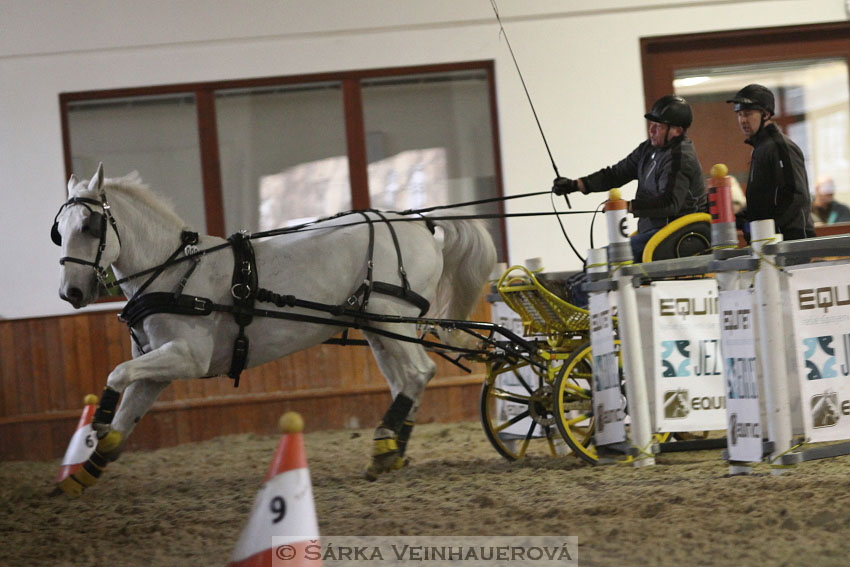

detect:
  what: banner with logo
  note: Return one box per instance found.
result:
[651,280,726,432]
[787,264,850,443]
[590,292,626,446]
[719,289,762,461]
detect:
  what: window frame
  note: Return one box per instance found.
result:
[640,22,850,115]
[59,60,507,258]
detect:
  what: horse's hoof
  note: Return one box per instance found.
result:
[364,438,402,481]
[52,476,85,498]
[390,456,410,471]
[363,466,380,482]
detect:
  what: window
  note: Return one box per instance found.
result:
[60,62,506,258]
[65,93,206,231]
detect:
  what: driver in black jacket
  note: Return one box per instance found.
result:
[553,95,706,262]
[727,84,814,241]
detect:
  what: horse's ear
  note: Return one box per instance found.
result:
[88,162,104,194]
[67,174,78,196]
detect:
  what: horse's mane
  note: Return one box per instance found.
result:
[84,172,188,231]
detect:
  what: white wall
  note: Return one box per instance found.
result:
[0,0,845,319]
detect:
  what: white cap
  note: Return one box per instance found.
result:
[816,176,835,195]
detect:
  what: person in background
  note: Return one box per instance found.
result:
[727,84,813,241]
[811,176,850,225]
[552,95,706,262]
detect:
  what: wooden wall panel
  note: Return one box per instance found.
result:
[0,295,491,461]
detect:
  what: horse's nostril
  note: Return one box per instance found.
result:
[67,287,83,302]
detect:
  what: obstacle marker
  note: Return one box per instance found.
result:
[230,412,321,567]
[54,394,99,485]
[605,188,655,467]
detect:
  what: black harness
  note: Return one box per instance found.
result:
[52,195,121,288]
[84,210,431,387]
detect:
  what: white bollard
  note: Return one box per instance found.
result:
[585,247,608,280]
[605,189,655,467]
[750,219,793,474]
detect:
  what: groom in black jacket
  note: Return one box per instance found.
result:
[727,83,813,242]
[553,94,706,262]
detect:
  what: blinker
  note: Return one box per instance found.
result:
[50,207,105,246]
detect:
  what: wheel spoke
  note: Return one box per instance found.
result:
[561,382,591,397]
[517,422,537,458]
[490,388,531,405]
[493,410,531,433]
[562,413,591,427]
[512,369,534,394]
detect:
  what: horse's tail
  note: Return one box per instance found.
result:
[428,216,497,348]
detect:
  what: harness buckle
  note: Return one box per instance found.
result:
[240,260,252,276]
[193,297,207,311]
[231,283,252,300]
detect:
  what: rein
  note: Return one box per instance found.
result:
[103,207,598,291]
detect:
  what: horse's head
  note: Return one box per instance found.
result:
[53,163,121,308]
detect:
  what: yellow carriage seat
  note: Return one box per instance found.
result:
[641,213,712,263]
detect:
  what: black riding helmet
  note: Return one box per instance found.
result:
[727,84,775,116]
[644,95,693,129]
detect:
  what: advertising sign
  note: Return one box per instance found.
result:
[589,292,626,446]
[651,280,726,432]
[719,289,762,461]
[787,264,850,442]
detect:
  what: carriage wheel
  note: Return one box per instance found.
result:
[553,341,670,465]
[480,357,571,461]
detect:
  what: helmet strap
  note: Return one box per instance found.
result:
[756,110,770,134]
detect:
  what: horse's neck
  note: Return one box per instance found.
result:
[108,189,188,294]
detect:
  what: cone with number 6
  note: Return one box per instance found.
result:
[54,394,99,485]
[229,412,321,567]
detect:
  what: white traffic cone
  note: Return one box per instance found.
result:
[229,412,321,567]
[54,394,99,485]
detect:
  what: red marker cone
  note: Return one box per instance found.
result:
[55,394,99,484]
[229,412,321,567]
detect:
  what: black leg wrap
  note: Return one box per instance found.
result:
[379,394,414,434]
[93,387,120,425]
[397,420,415,457]
[88,450,109,468]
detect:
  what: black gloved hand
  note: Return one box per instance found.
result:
[552,177,579,195]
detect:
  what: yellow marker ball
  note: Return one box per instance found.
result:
[279,411,304,434]
[710,163,728,178]
[609,188,622,201]
[84,394,99,405]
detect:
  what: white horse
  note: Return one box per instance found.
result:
[52,164,496,495]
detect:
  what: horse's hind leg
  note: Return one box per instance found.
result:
[363,327,436,480]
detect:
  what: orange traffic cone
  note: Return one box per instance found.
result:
[54,394,99,484]
[229,412,321,567]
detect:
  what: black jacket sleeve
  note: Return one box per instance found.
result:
[580,144,643,194]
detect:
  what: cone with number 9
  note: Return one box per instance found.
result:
[229,412,321,566]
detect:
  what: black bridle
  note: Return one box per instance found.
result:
[51,194,122,288]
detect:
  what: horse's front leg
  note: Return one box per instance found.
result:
[57,339,210,497]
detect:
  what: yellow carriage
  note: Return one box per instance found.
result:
[480,265,615,464]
